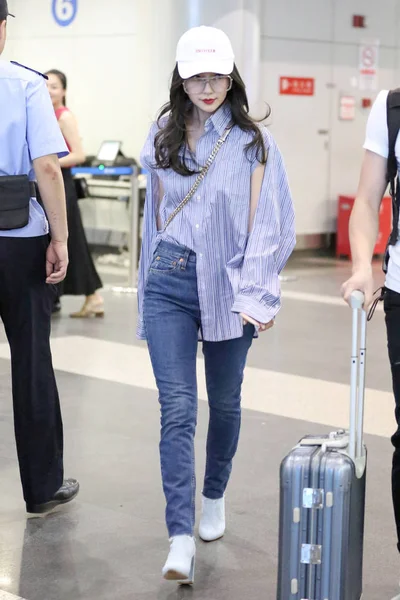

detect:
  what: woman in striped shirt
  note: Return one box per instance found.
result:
[138,25,295,584]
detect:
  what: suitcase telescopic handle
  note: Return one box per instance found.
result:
[349,291,367,461]
[349,290,365,310]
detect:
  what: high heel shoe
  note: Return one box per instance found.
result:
[70,298,104,319]
[162,535,196,585]
[199,495,225,542]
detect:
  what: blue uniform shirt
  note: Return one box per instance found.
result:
[0,60,68,237]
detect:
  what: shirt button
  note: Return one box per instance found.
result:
[199,253,203,258]
[197,195,201,201]
[195,224,200,229]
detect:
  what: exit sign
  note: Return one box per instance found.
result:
[280,77,315,96]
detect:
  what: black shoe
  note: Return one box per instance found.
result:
[26,479,80,514]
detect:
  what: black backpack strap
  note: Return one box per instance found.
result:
[387,89,400,187]
[386,90,400,254]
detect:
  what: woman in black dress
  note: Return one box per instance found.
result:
[45,70,104,318]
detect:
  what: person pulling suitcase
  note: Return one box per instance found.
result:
[341,87,400,599]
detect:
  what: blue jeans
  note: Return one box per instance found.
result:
[143,240,254,537]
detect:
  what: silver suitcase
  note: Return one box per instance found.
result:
[277,291,368,600]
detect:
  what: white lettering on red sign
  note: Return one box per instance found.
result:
[339,96,356,121]
[279,77,315,96]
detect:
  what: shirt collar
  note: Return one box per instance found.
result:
[204,102,233,137]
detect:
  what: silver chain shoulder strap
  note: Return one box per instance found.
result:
[162,127,232,231]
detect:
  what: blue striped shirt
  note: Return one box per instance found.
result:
[137,102,295,342]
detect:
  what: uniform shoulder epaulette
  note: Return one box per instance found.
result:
[10,61,48,80]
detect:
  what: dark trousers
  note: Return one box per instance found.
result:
[0,235,64,505]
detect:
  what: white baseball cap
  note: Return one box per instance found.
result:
[176,26,235,80]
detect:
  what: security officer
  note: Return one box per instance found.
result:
[0,1,79,512]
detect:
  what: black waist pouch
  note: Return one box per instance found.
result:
[0,175,31,230]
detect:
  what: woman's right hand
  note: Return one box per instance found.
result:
[240,313,274,333]
[341,266,374,309]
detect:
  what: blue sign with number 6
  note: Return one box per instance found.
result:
[52,0,78,27]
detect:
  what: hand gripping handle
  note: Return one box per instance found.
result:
[349,290,365,310]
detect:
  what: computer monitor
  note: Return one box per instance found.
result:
[96,141,122,163]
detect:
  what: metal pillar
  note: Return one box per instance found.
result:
[112,166,140,294]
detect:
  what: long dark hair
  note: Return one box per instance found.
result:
[154,64,270,176]
[45,69,67,106]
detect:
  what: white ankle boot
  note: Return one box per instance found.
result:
[162,535,196,585]
[199,494,226,542]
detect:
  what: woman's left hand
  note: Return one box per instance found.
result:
[240,313,274,333]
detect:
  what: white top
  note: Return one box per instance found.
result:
[364,89,400,292]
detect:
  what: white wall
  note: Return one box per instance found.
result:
[262,0,400,235]
[4,0,157,161]
[4,0,400,236]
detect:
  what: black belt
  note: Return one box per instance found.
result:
[29,181,36,198]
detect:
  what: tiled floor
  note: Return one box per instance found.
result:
[0,254,398,599]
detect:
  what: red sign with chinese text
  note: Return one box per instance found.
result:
[279,77,315,96]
